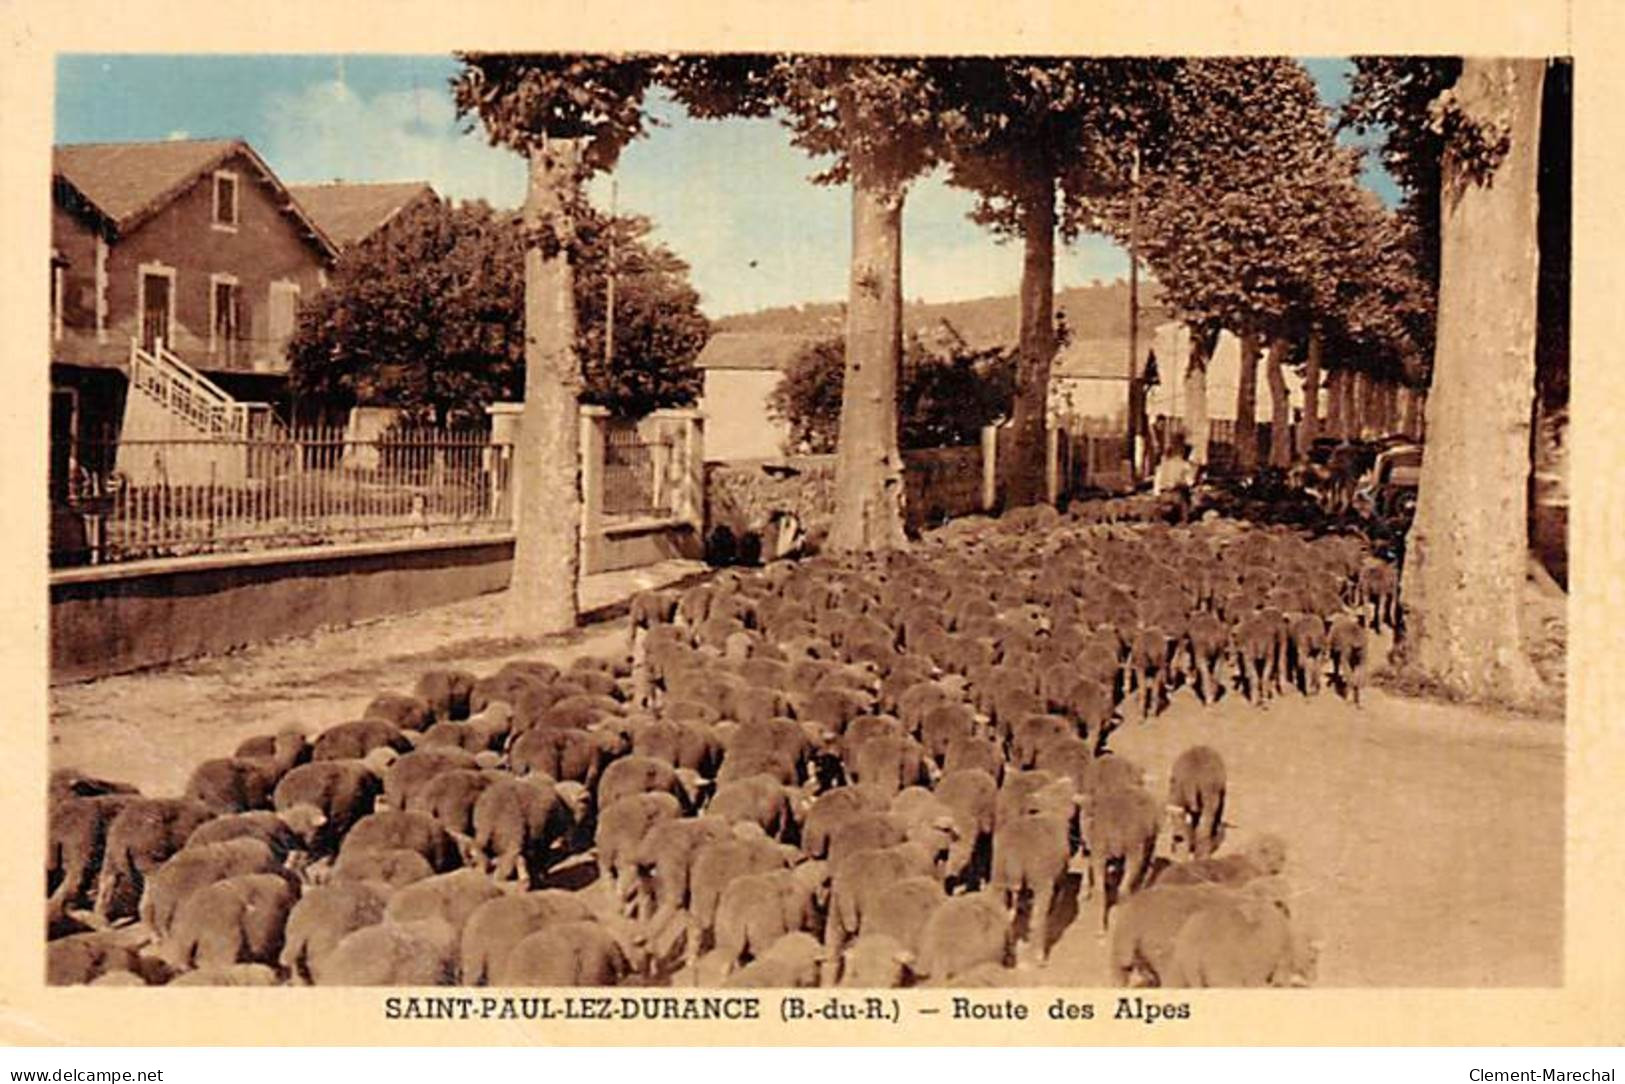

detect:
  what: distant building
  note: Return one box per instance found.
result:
[694,332,820,462]
[285,181,437,251]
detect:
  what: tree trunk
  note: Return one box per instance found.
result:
[1302,331,1322,452]
[828,174,908,554]
[1326,367,1345,439]
[509,137,583,635]
[1266,337,1292,467]
[1183,323,1215,465]
[1235,330,1261,470]
[1350,370,1366,438]
[1402,385,1422,438]
[1001,173,1058,509]
[1399,56,1548,704]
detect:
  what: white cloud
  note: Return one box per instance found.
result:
[258,78,1132,319]
[261,78,525,206]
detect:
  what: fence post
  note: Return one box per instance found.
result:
[486,403,523,524]
[1044,425,1062,506]
[980,425,998,512]
[579,405,608,575]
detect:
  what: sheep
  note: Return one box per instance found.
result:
[1166,745,1228,860]
[184,810,310,865]
[415,668,478,722]
[1077,784,1160,933]
[167,964,280,986]
[1154,834,1288,888]
[706,775,809,843]
[273,757,386,854]
[94,798,216,920]
[279,880,391,984]
[47,794,139,911]
[329,847,436,890]
[800,785,892,860]
[839,933,914,988]
[405,768,499,840]
[310,719,412,762]
[470,776,588,888]
[722,931,826,988]
[849,733,933,796]
[497,920,631,986]
[458,890,596,986]
[595,792,683,916]
[1010,714,1076,770]
[420,716,505,756]
[1165,893,1313,987]
[1185,611,1231,704]
[48,769,139,807]
[913,891,1011,983]
[382,868,504,938]
[822,839,938,977]
[633,817,736,930]
[1284,612,1329,696]
[824,811,910,868]
[47,931,144,985]
[161,872,299,973]
[991,812,1072,966]
[381,747,478,811]
[598,754,706,816]
[339,810,463,874]
[509,726,622,789]
[1327,613,1369,706]
[363,692,436,733]
[140,838,282,938]
[994,770,1064,829]
[918,702,977,766]
[312,918,459,986]
[684,830,801,972]
[713,861,830,976]
[184,731,307,814]
[1235,610,1283,705]
[470,670,548,716]
[943,733,1003,782]
[859,874,945,959]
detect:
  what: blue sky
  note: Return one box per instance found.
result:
[55,55,1397,319]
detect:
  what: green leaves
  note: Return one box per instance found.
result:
[287,197,708,423]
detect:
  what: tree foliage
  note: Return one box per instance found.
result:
[287,196,708,423]
[768,335,1015,455]
[1081,58,1431,388]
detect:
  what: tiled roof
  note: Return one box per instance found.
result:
[286,181,436,248]
[695,332,822,372]
[52,138,337,258]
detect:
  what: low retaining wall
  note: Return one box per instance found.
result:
[51,535,516,683]
[706,445,987,543]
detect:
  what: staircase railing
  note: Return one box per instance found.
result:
[127,338,251,438]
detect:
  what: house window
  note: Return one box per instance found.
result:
[213,171,239,230]
[210,274,242,362]
[268,281,301,359]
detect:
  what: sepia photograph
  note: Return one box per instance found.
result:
[3,0,1617,1052]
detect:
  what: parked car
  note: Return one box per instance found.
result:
[1355,442,1423,521]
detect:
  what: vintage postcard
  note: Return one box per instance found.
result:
[1,0,1619,1049]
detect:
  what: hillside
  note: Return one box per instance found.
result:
[713,279,1170,348]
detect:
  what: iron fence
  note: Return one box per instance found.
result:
[50,425,513,568]
[601,420,677,520]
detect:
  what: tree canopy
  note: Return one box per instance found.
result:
[287,196,708,423]
[768,334,1016,455]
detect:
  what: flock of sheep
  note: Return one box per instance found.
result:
[47,498,1402,989]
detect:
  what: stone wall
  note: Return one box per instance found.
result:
[705,444,986,544]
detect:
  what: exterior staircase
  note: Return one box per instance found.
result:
[116,338,287,486]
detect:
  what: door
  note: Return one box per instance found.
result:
[140,271,171,352]
[50,388,77,502]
